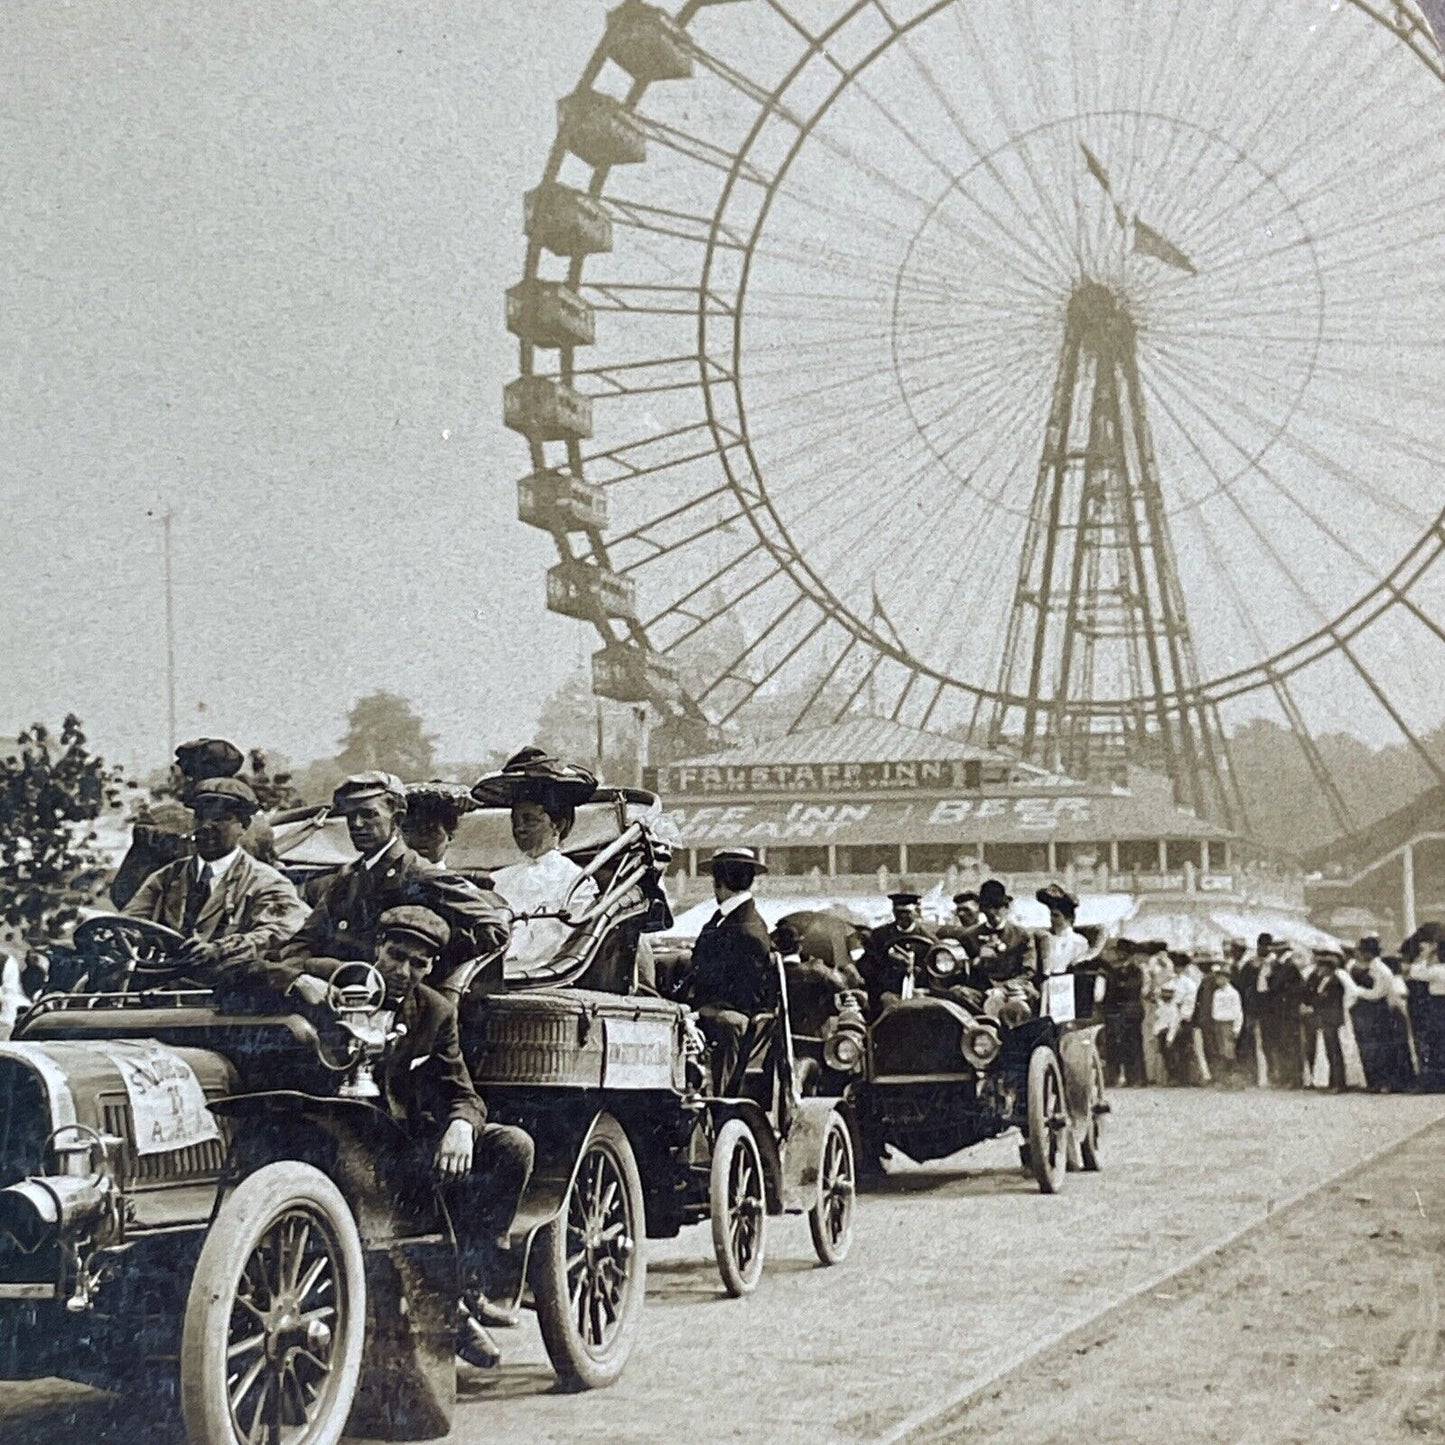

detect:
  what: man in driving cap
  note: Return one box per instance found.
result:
[110,736,277,908]
[121,777,308,978]
[349,905,536,1369]
[677,847,777,1095]
[275,772,510,1002]
[858,887,939,1017]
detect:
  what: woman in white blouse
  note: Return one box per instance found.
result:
[473,748,600,978]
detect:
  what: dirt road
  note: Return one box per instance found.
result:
[1,1089,1440,1444]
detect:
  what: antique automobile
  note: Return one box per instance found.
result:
[848,941,1108,1194]
[0,788,697,1444]
[431,794,859,1301]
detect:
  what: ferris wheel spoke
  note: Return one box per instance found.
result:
[600,196,750,253]
[717,611,832,725]
[896,7,1082,277]
[657,554,792,656]
[693,592,811,706]
[1158,341,1445,497]
[1146,336,1444,530]
[642,540,769,634]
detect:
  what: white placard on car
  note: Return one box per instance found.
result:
[102,1042,221,1155]
[1043,975,1076,1024]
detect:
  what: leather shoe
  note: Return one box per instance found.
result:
[456,1308,501,1369]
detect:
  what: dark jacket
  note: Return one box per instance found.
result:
[277,837,510,980]
[379,983,488,1141]
[682,897,777,1016]
[965,917,1038,985]
[860,920,939,1005]
[1310,968,1347,1029]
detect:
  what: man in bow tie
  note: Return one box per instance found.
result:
[121,777,308,977]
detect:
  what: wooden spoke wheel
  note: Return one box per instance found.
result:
[1025,1047,1071,1195]
[532,1112,646,1391]
[710,1119,767,1297]
[808,1113,856,1266]
[180,1161,365,1445]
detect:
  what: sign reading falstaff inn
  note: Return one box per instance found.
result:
[652,758,987,796]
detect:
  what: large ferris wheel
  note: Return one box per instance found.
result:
[505,0,1445,831]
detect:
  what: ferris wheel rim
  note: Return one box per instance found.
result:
[514,0,1445,728]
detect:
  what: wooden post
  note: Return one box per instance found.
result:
[1403,841,1418,937]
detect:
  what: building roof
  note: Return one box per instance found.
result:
[664,716,1020,770]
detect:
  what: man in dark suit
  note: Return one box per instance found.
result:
[353,906,533,1368]
[679,847,777,1096]
[859,889,939,1016]
[275,772,510,1004]
[110,738,277,908]
[122,778,308,978]
[965,878,1039,989]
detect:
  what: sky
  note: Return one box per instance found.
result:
[3,1,1443,778]
[1,1,612,773]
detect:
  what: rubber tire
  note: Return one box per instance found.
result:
[1026,1047,1070,1195]
[1080,1047,1106,1172]
[710,1118,767,1297]
[180,1161,366,1445]
[808,1113,856,1266]
[532,1112,647,1392]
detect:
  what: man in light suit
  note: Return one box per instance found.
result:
[678,847,777,1096]
[122,777,308,977]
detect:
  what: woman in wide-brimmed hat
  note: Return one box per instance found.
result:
[473,748,601,976]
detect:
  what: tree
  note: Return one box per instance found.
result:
[0,716,128,942]
[334,691,438,780]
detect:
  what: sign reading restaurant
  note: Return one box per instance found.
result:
[665,795,1097,846]
[652,758,988,796]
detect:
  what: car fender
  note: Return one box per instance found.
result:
[1056,1024,1103,1128]
[778,1097,851,1214]
[209,1091,456,1443]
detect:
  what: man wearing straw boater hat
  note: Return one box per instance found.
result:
[678,846,776,1095]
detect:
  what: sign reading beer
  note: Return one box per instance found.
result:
[652,757,989,796]
[664,795,1097,846]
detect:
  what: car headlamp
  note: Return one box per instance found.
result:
[925,941,967,983]
[959,1020,1002,1069]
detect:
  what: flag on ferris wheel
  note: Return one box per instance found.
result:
[1132,218,1198,276]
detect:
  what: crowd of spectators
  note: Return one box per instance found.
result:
[1094,931,1439,1092]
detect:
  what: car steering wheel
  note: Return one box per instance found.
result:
[72,915,188,984]
[326,962,388,1015]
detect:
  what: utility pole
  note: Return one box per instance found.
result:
[162,508,177,758]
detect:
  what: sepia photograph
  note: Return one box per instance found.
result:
[3,1,1445,1441]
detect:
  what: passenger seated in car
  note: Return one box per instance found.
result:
[122,777,308,981]
[472,749,600,979]
[400,781,475,865]
[677,847,777,1096]
[286,905,534,1370]
[273,772,510,992]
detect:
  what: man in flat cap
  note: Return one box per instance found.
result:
[110,736,277,908]
[121,777,308,978]
[677,847,777,1095]
[276,772,510,1002]
[859,888,939,1017]
[348,906,534,1368]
